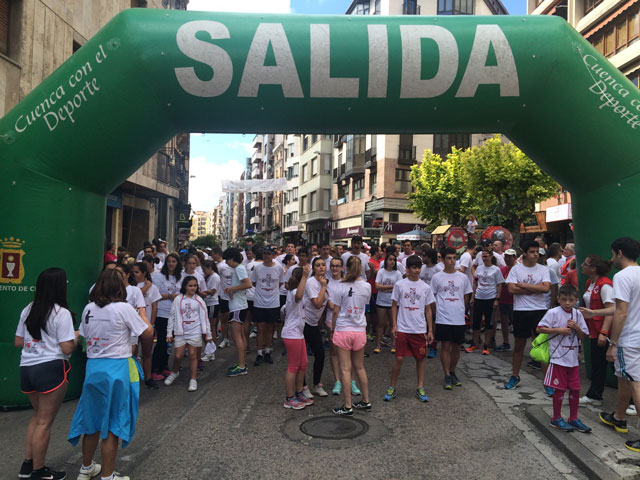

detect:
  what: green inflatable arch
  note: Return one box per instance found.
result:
[0,9,637,407]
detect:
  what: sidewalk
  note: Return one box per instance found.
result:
[458,345,640,479]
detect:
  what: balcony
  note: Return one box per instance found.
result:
[251,198,259,209]
[300,210,332,223]
[345,152,365,179]
[249,215,260,225]
[253,135,263,149]
[252,150,262,164]
[364,147,377,169]
[398,145,417,165]
[338,163,346,182]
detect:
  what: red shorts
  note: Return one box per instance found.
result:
[543,363,580,391]
[395,332,428,360]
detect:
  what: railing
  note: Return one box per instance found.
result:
[398,145,417,165]
[364,147,377,169]
[345,152,365,178]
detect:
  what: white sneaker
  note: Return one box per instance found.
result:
[77,461,101,480]
[627,405,637,416]
[188,379,198,392]
[314,384,328,397]
[273,331,278,339]
[218,338,230,349]
[201,353,211,362]
[579,395,602,406]
[113,475,131,480]
[302,385,314,399]
[249,331,257,338]
[164,372,179,386]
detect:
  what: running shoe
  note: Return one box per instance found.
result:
[390,348,396,354]
[351,381,361,396]
[76,461,101,480]
[465,345,480,353]
[332,381,342,395]
[273,331,278,339]
[161,369,173,377]
[188,379,198,392]
[544,386,555,397]
[481,348,490,355]
[197,360,204,371]
[579,395,602,406]
[254,354,264,366]
[144,379,159,390]
[367,333,375,342]
[569,419,592,433]
[450,371,462,387]
[550,418,574,432]
[374,347,381,354]
[112,475,130,480]
[625,439,640,452]
[494,343,511,352]
[249,330,257,338]
[284,397,306,410]
[443,375,453,390]
[218,338,231,349]
[227,363,239,372]
[302,385,314,399]
[264,352,274,364]
[201,352,212,362]
[427,348,437,359]
[164,372,179,386]
[384,386,397,401]
[314,384,328,397]
[627,405,637,416]
[332,405,354,416]
[353,401,372,411]
[527,359,542,370]
[226,365,248,377]
[18,460,32,479]
[30,467,66,480]
[416,387,429,402]
[504,375,520,390]
[150,373,165,381]
[600,411,628,433]
[296,392,314,406]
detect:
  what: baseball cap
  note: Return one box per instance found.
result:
[263,246,276,254]
[504,248,517,256]
[481,238,492,246]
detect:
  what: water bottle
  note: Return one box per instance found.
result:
[167,342,172,357]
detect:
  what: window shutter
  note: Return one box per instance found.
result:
[0,0,10,55]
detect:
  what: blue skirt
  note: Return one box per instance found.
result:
[68,357,142,448]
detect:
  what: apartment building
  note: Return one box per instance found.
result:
[283,135,303,245]
[331,0,506,245]
[0,0,191,253]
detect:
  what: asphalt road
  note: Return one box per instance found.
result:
[1,337,588,480]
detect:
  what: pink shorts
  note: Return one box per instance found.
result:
[332,331,367,351]
[544,363,580,391]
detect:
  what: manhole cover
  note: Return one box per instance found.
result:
[300,416,369,440]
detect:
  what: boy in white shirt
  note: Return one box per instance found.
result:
[431,247,473,390]
[384,256,435,402]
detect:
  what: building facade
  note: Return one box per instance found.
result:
[283,135,304,245]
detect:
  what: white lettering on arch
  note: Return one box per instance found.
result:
[310,24,359,98]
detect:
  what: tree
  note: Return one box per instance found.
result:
[462,135,558,245]
[191,234,218,249]
[408,148,479,229]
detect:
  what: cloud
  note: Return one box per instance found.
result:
[225,140,254,157]
[188,0,291,14]
[188,155,245,211]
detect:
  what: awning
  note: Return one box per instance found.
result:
[397,229,431,241]
[584,0,638,39]
[432,224,452,235]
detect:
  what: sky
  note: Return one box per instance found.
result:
[187,0,527,211]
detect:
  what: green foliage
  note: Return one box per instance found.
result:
[252,234,265,247]
[408,148,479,229]
[191,234,218,248]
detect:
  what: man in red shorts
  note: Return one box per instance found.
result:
[384,256,435,402]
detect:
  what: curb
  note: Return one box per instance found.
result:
[525,404,622,480]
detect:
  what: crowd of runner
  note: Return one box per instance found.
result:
[13,235,640,480]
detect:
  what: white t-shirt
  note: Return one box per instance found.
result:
[474,251,506,268]
[467,219,478,233]
[229,264,249,312]
[80,301,148,359]
[277,253,299,265]
[506,263,551,311]
[16,303,76,367]
[183,271,207,295]
[545,266,560,309]
[152,272,184,318]
[398,251,415,264]
[474,264,505,300]
[547,258,561,278]
[325,277,342,328]
[136,282,162,323]
[126,285,146,311]
[391,278,435,334]
[420,263,443,286]
[341,252,371,281]
[304,276,328,326]
[431,271,473,326]
[613,266,640,347]
[376,268,404,307]
[280,267,292,296]
[458,251,474,286]
[245,260,259,302]
[251,262,285,309]
[331,281,371,332]
[171,296,207,338]
[583,281,614,308]
[380,259,406,275]
[217,261,234,301]
[538,306,588,368]
[282,289,306,339]
[204,273,220,306]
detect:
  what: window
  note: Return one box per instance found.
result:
[292,211,298,223]
[437,0,473,15]
[353,176,365,200]
[351,0,370,15]
[590,9,640,57]
[301,195,307,214]
[584,0,603,15]
[374,0,381,14]
[302,164,308,183]
[432,134,471,158]
[303,135,309,151]
[370,170,377,195]
[310,191,318,211]
[323,189,330,210]
[338,181,350,202]
[390,213,400,222]
[404,0,420,15]
[395,169,412,193]
[629,71,640,87]
[293,163,299,177]
[292,187,298,201]
[312,134,318,144]
[312,158,318,177]
[0,0,10,55]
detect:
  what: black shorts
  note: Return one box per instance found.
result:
[376,304,391,310]
[513,310,546,339]
[253,307,281,323]
[472,298,496,330]
[280,295,287,307]
[20,359,70,394]
[247,300,254,312]
[498,303,513,318]
[230,309,248,323]
[435,324,466,344]
[207,304,220,319]
[219,298,230,314]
